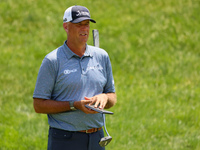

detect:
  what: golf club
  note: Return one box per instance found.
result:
[92,29,113,147]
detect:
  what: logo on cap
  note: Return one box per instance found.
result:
[76,10,90,17]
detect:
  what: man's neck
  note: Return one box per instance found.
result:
[66,40,86,57]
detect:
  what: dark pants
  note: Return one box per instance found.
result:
[48,127,105,150]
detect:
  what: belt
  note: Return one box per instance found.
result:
[79,127,102,133]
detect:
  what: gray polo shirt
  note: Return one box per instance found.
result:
[33,41,115,131]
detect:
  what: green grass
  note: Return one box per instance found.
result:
[1,0,200,149]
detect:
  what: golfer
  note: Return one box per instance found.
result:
[33,5,116,150]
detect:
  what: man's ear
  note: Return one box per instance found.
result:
[63,23,68,32]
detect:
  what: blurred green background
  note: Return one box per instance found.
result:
[0,0,200,149]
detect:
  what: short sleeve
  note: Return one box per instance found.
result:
[33,58,57,99]
[103,55,115,93]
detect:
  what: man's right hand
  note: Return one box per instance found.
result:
[74,99,98,114]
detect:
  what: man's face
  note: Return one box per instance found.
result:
[66,20,90,44]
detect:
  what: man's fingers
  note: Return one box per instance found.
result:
[84,97,90,100]
[84,94,108,110]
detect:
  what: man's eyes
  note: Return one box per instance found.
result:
[77,23,89,26]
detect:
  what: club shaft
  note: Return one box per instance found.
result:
[103,114,110,136]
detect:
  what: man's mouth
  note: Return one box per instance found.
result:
[80,33,87,36]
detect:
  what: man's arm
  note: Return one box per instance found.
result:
[33,98,69,114]
[105,92,117,109]
[33,98,98,114]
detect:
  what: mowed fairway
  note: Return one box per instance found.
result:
[0,0,200,149]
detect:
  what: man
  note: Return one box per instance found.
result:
[33,5,116,150]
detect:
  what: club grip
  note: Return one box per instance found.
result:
[93,29,99,47]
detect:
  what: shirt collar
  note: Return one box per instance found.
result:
[63,41,93,59]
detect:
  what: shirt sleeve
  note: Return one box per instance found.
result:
[103,55,115,93]
[33,57,57,99]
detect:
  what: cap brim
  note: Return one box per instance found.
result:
[71,17,96,23]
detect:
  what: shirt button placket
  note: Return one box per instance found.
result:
[82,68,85,74]
[80,59,85,75]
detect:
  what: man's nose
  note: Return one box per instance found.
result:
[81,24,89,30]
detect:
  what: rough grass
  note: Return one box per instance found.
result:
[0,0,200,149]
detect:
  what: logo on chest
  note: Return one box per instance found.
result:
[64,69,77,75]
